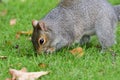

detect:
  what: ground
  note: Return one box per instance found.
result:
[0,0,120,80]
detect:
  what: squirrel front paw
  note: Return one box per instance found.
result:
[80,35,90,45]
[44,47,55,54]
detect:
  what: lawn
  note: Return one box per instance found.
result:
[0,0,120,80]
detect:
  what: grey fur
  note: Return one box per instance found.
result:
[32,0,120,53]
[114,5,120,21]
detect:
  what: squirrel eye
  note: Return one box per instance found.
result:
[39,38,44,45]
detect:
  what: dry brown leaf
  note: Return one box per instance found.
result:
[38,63,48,68]
[10,19,16,26]
[17,30,32,35]
[70,47,84,57]
[15,33,20,39]
[15,30,32,39]
[6,67,49,80]
[0,56,7,60]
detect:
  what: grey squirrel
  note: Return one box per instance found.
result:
[31,0,120,54]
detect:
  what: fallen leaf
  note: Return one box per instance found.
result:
[38,63,48,68]
[17,30,33,35]
[15,30,32,39]
[0,56,7,60]
[10,19,16,26]
[0,10,7,16]
[70,47,84,57]
[6,67,49,80]
[15,33,20,39]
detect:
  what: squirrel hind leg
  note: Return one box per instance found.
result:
[80,35,91,46]
[95,21,116,52]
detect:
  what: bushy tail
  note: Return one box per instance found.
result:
[114,5,120,21]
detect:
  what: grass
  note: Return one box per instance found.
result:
[0,0,120,80]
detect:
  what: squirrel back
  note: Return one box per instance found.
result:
[32,0,120,54]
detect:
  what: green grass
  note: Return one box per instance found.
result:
[0,0,120,80]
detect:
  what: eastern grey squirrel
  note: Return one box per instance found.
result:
[31,0,120,54]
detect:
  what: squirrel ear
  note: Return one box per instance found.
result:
[38,21,47,31]
[32,20,39,28]
[32,20,47,31]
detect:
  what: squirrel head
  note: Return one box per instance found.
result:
[31,20,55,54]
